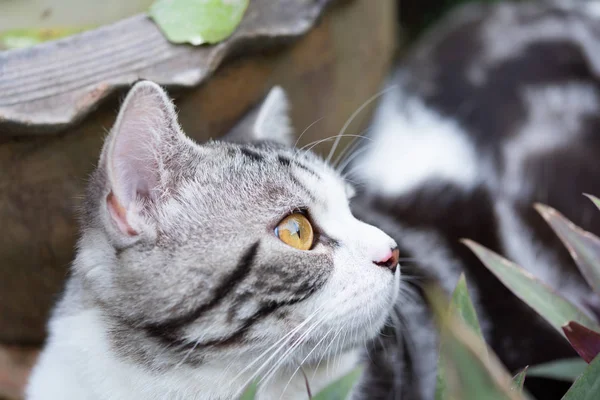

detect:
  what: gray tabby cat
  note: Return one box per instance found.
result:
[26,82,400,400]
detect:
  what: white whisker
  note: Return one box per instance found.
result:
[338,144,374,175]
[299,134,373,154]
[326,85,397,163]
[232,304,327,388]
[295,117,325,148]
[279,326,336,399]
[332,127,373,168]
[311,326,344,380]
[259,311,332,386]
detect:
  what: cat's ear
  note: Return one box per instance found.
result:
[100,80,183,237]
[223,86,294,146]
[253,86,294,145]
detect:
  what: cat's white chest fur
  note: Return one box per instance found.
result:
[26,309,359,400]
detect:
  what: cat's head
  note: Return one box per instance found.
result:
[76,81,398,380]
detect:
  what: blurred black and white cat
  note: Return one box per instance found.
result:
[350,1,600,399]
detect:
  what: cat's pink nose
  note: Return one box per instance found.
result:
[374,247,399,273]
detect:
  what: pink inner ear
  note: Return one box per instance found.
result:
[107,192,138,236]
[103,81,180,237]
[107,84,175,206]
[111,127,159,205]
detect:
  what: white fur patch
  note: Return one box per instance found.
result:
[26,309,362,400]
[351,87,479,196]
[584,0,600,18]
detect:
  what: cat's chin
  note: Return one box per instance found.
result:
[297,330,378,365]
[229,287,396,380]
[295,286,398,365]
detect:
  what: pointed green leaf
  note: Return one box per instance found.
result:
[436,274,486,399]
[450,274,485,341]
[463,240,600,337]
[149,0,249,45]
[562,354,600,400]
[442,339,514,400]
[312,366,363,400]
[435,359,449,400]
[528,358,588,381]
[512,367,528,392]
[584,194,600,211]
[427,285,525,400]
[239,381,258,400]
[536,204,600,294]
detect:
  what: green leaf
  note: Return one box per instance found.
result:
[435,360,449,400]
[312,366,363,400]
[584,194,600,211]
[436,274,486,399]
[536,204,600,294]
[450,274,485,340]
[149,0,249,45]
[512,367,528,392]
[239,381,258,400]
[427,285,525,400]
[443,339,513,400]
[527,358,588,382]
[562,354,600,400]
[463,240,600,337]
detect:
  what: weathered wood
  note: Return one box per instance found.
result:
[0,0,396,346]
[0,0,335,135]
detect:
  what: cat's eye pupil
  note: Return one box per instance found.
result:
[275,213,314,250]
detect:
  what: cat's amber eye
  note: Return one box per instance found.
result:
[275,213,314,250]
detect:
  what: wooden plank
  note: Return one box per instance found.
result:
[0,0,335,135]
